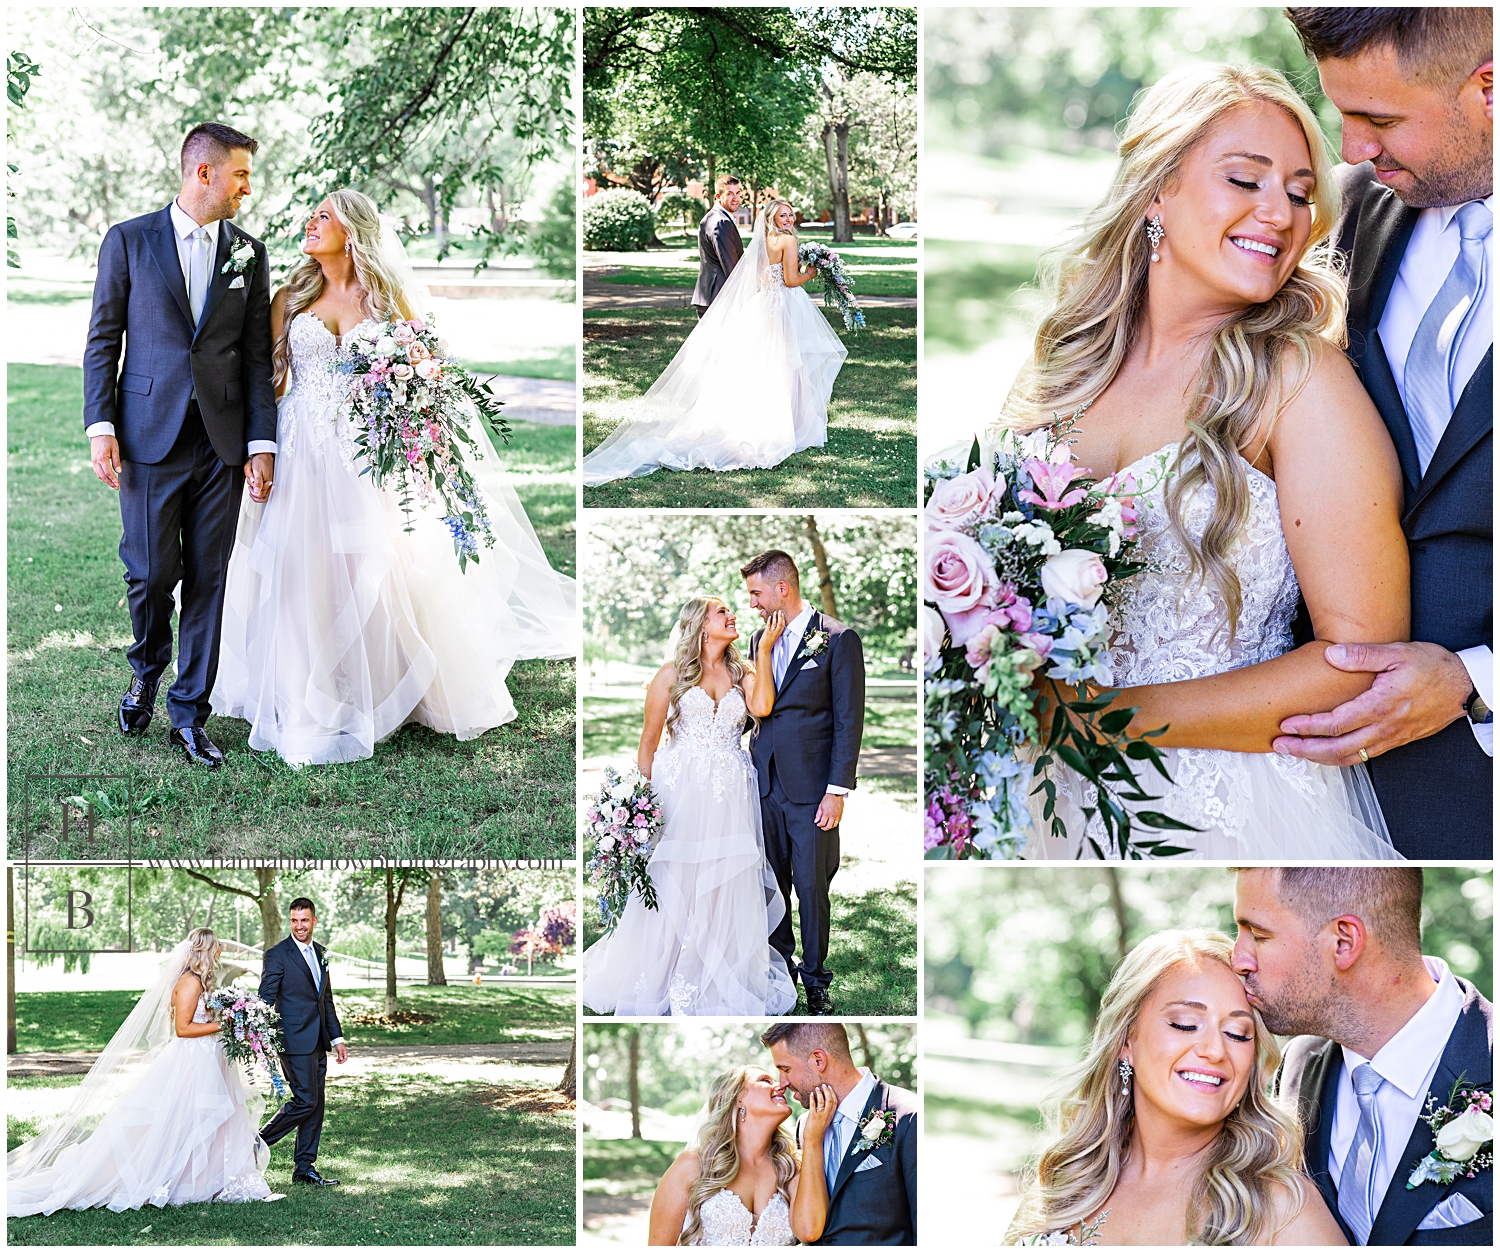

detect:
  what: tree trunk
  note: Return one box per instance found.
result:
[822,119,853,244]
[384,869,410,1016]
[854,1022,873,1069]
[707,153,716,192]
[425,875,446,985]
[556,1024,577,1098]
[628,1028,642,1139]
[256,870,282,949]
[804,516,838,617]
[7,868,17,1054]
[1105,867,1129,961]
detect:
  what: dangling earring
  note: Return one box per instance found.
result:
[1146,216,1164,263]
[344,240,352,257]
[738,1105,746,1123]
[1118,1057,1133,1096]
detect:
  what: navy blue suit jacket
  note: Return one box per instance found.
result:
[258,935,343,1056]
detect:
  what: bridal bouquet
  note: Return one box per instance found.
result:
[797,241,866,332]
[333,317,512,571]
[585,767,662,934]
[923,419,1192,860]
[205,985,289,1098]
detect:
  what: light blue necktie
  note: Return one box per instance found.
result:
[824,1110,848,1188]
[188,227,211,326]
[773,622,796,688]
[1338,1063,1385,1244]
[1404,201,1491,473]
[301,942,321,990]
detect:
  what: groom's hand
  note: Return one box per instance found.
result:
[1273,642,1472,765]
[90,435,122,490]
[814,792,844,831]
[245,452,275,504]
[334,1042,348,1064]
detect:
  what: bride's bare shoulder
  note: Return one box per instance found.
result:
[1268,1176,1348,1246]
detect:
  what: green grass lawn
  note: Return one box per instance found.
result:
[12,984,576,1052]
[922,239,1044,356]
[465,345,577,383]
[7,1072,574,1244]
[583,307,916,509]
[7,365,576,859]
[583,1135,685,1195]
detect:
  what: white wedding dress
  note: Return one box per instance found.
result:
[212,310,576,765]
[581,686,798,1015]
[1028,443,1401,860]
[582,208,848,484]
[686,1190,796,1246]
[9,956,271,1215]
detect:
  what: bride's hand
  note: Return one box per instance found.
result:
[759,610,786,655]
[802,1083,838,1144]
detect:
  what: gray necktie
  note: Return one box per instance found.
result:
[1338,1063,1385,1243]
[188,227,211,326]
[1404,201,1491,473]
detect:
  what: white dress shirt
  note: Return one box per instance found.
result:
[769,601,848,796]
[822,1066,878,1184]
[295,938,344,1047]
[1328,956,1465,1205]
[1377,197,1493,756]
[87,199,277,456]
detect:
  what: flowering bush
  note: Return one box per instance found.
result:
[510,902,577,958]
[206,985,289,1098]
[584,767,663,933]
[797,241,866,332]
[334,316,510,571]
[583,188,656,251]
[924,413,1193,859]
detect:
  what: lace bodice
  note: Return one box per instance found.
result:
[689,1190,795,1246]
[655,686,754,802]
[1109,443,1299,686]
[758,261,787,304]
[279,313,379,458]
[192,993,214,1024]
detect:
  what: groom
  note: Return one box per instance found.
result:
[258,897,348,1187]
[84,121,278,768]
[1234,868,1492,1245]
[744,551,865,1016]
[691,175,745,318]
[764,1022,917,1245]
[1277,9,1493,856]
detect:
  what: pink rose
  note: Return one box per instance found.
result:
[392,362,414,381]
[392,323,416,344]
[925,468,998,532]
[925,530,998,643]
[1040,549,1109,608]
[414,358,440,380]
[407,342,431,362]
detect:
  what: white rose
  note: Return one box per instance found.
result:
[597,835,616,852]
[921,605,948,673]
[414,358,439,379]
[392,362,414,380]
[1435,1108,1492,1162]
[1040,549,1109,609]
[375,336,398,358]
[862,1114,887,1139]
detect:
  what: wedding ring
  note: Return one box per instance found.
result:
[1357,748,1369,763]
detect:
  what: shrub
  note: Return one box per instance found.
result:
[657,189,707,231]
[583,188,656,251]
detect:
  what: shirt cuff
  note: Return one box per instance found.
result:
[1457,645,1493,757]
[86,422,116,439]
[330,1037,344,1048]
[825,785,850,796]
[246,441,277,456]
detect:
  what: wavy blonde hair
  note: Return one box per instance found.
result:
[180,926,221,996]
[272,188,419,388]
[1000,63,1346,644]
[664,597,757,741]
[680,1066,800,1247]
[764,198,799,243]
[1006,929,1305,1246]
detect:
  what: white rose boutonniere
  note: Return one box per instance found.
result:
[855,1108,895,1153]
[1406,1079,1492,1189]
[220,237,258,276]
[802,628,830,658]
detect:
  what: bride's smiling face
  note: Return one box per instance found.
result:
[774,204,796,232]
[302,200,349,259]
[1152,100,1317,310]
[703,599,740,644]
[740,1068,793,1124]
[1122,959,1258,1131]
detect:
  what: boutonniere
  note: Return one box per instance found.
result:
[802,628,829,658]
[221,237,257,276]
[854,1107,895,1154]
[1406,1078,1492,1189]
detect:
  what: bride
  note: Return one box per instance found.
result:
[581,596,797,1016]
[1003,64,1408,858]
[1006,930,1345,1246]
[9,928,274,1215]
[212,189,576,766]
[582,200,849,484]
[649,1065,836,1246]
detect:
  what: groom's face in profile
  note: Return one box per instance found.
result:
[767,1042,823,1107]
[1231,870,1329,1036]
[289,906,316,944]
[744,572,792,621]
[189,149,255,221]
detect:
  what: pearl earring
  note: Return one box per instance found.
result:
[738,1105,746,1123]
[1118,1057,1133,1096]
[1146,216,1164,263]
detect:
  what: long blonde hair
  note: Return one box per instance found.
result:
[664,597,757,740]
[680,1066,800,1247]
[1001,63,1346,644]
[764,198,799,243]
[1006,930,1305,1246]
[180,926,220,996]
[272,188,419,388]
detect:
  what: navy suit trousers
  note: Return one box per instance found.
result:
[762,763,839,992]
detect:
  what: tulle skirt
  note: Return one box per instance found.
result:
[581,745,798,1015]
[212,383,574,766]
[1027,746,1401,860]
[582,282,847,484]
[8,1037,271,1215]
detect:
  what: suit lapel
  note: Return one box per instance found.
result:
[828,1081,882,1202]
[1305,1043,1356,1244]
[194,220,237,339]
[1363,333,1423,499]
[1346,184,1420,362]
[1407,350,1493,517]
[776,611,821,697]
[145,206,194,330]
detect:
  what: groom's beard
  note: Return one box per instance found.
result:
[1242,966,1347,1039]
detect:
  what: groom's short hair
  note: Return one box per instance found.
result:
[1263,867,1424,956]
[714,174,742,197]
[288,896,316,915]
[761,1022,853,1063]
[1286,7,1492,89]
[741,550,800,592]
[181,122,259,178]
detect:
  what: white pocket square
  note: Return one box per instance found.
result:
[801,659,819,669]
[229,275,245,289]
[1417,1192,1485,1230]
[853,1156,883,1174]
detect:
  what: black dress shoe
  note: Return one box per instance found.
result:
[118,676,158,736]
[169,726,226,768]
[291,1168,340,1186]
[806,988,835,1016]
